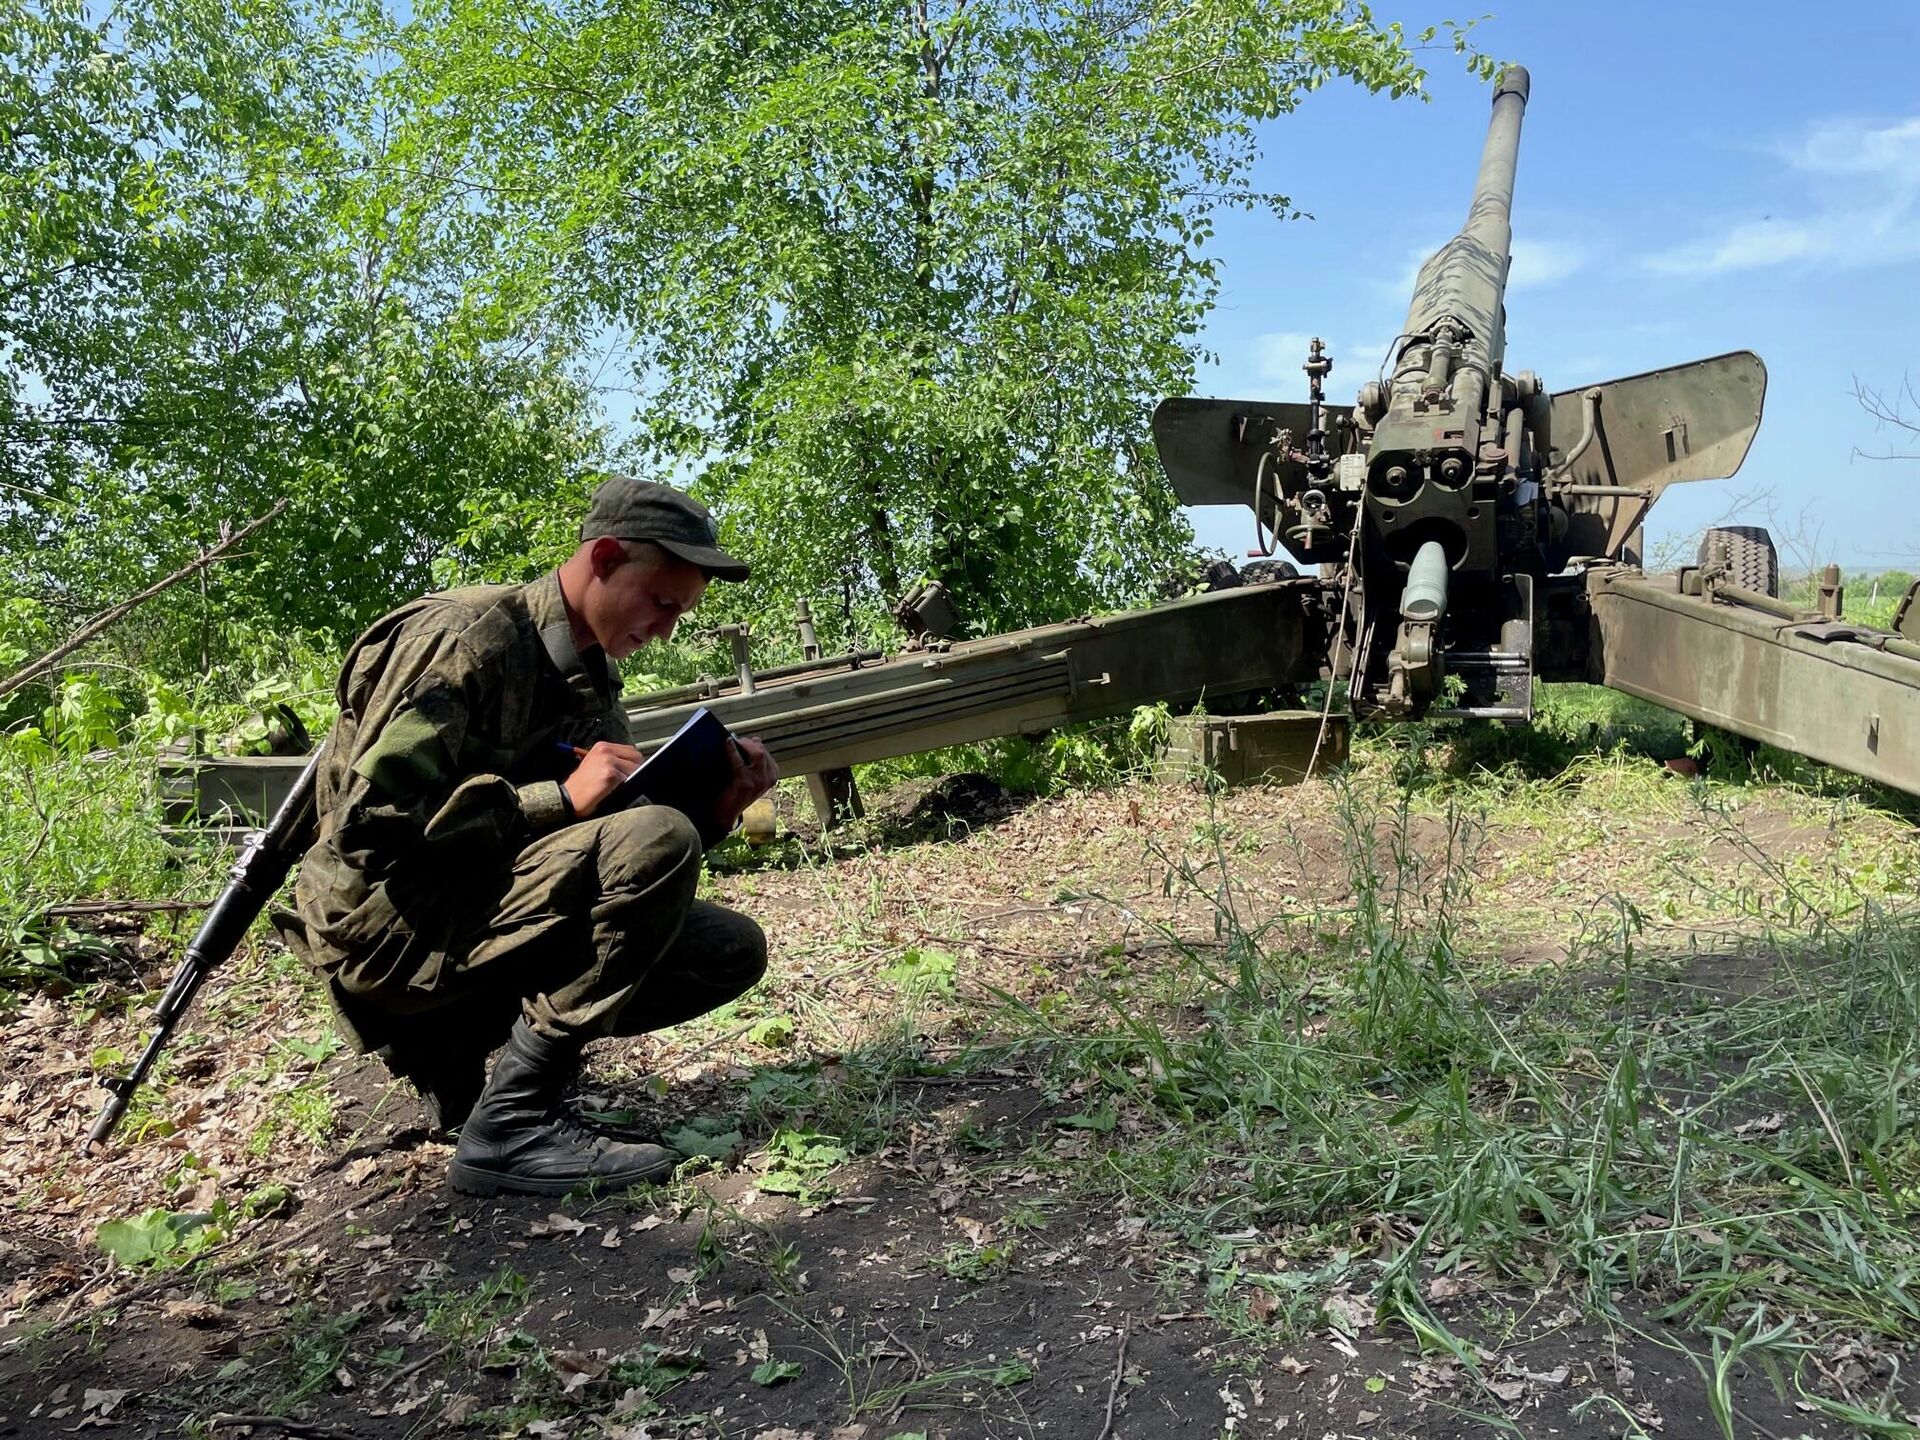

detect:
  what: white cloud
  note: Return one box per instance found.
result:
[1644,115,1920,276]
[1507,237,1586,289]
[1790,115,1920,185]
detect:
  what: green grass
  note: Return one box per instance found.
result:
[988,764,1920,1431]
[0,735,223,994]
[13,631,1920,1432]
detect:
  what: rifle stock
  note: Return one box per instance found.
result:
[83,746,323,1153]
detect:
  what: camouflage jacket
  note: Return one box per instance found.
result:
[286,571,630,1012]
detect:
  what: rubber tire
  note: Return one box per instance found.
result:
[1697,525,1778,598]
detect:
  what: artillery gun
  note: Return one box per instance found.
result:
[1155,65,1918,789]
[161,64,1920,836]
[166,66,1920,839]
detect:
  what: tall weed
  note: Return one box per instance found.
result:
[0,731,217,995]
[1014,767,1920,1410]
[0,659,316,995]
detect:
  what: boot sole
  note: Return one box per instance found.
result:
[448,1158,675,1197]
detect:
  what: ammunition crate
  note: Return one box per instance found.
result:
[1155,711,1348,788]
[158,755,299,830]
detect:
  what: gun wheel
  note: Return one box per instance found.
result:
[1698,525,1778,598]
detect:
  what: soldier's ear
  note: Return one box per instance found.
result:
[588,537,630,578]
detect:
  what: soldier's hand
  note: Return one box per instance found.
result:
[716,736,780,831]
[563,741,646,819]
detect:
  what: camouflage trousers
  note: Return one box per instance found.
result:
[326,806,766,1058]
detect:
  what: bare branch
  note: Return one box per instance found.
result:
[0,500,289,705]
[1851,371,1920,461]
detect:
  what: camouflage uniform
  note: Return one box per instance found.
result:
[285,570,765,1059]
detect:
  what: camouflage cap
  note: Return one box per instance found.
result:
[582,476,750,582]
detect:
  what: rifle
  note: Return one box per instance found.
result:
[83,747,324,1153]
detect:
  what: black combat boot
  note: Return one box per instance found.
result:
[447,1019,678,1197]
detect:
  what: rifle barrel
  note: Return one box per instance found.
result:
[82,747,324,1153]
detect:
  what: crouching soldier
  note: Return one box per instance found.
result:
[278,478,779,1195]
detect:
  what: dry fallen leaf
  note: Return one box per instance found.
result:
[162,1299,225,1326]
[1322,1291,1374,1333]
[551,1349,607,1395]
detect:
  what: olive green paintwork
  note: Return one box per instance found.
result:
[1551,352,1768,562]
[1588,567,1920,793]
[619,581,1323,770]
[166,582,1326,825]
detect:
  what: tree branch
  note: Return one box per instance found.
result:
[1852,372,1920,460]
[0,500,288,705]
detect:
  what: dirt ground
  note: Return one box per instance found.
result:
[2,765,1916,1440]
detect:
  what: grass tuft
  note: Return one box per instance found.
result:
[996,763,1920,1427]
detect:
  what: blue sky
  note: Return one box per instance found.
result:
[1183,0,1920,569]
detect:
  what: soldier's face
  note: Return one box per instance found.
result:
[590,545,709,659]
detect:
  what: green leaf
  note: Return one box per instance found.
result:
[747,1014,796,1048]
[240,1184,293,1220]
[881,948,957,995]
[95,1208,223,1268]
[664,1123,742,1160]
[750,1359,801,1386]
[1059,1106,1117,1133]
[756,1169,812,1197]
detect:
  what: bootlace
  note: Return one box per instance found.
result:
[553,1110,626,1155]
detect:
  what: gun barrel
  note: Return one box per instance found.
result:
[1359,65,1532,574]
[1464,66,1528,259]
[1393,65,1530,400]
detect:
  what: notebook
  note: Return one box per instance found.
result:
[606,707,738,844]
